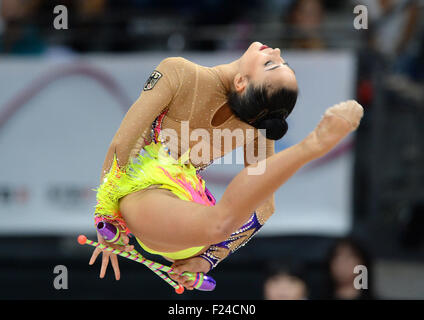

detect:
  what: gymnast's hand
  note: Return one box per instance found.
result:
[88,226,134,280]
[169,256,211,290]
[302,100,364,159]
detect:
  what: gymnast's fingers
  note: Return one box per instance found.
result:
[173,265,202,275]
[96,229,130,252]
[170,262,182,275]
[168,272,175,281]
[170,273,184,283]
[107,229,134,252]
[171,257,210,274]
[120,233,130,245]
[169,273,189,289]
[118,226,133,246]
[100,251,111,278]
[124,244,134,252]
[89,247,102,265]
[107,242,134,253]
[181,277,195,290]
[110,253,121,280]
[169,272,186,287]
[170,273,195,290]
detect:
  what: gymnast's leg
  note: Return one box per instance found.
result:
[120,100,364,252]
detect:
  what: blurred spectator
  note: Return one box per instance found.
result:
[411,31,424,82]
[263,260,309,300]
[0,0,45,54]
[353,0,421,76]
[77,0,106,18]
[325,237,376,300]
[67,0,109,52]
[285,0,327,49]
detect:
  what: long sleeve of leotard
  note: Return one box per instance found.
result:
[99,58,182,183]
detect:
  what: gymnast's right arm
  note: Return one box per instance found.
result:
[99,58,180,182]
[90,58,180,280]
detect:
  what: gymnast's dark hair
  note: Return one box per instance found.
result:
[227,83,298,140]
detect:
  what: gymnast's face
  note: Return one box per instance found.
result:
[236,41,297,93]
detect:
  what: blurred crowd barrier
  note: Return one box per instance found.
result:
[0,0,381,54]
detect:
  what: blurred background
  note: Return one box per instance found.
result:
[1,0,424,300]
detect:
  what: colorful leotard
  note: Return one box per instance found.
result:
[94,115,215,259]
[94,57,275,261]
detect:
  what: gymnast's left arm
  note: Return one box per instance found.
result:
[246,137,276,222]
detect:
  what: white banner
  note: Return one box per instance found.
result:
[0,51,356,236]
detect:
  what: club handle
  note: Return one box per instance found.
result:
[96,221,125,245]
[189,273,216,291]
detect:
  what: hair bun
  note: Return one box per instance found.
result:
[257,118,288,140]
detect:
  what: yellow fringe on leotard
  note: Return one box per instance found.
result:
[93,142,215,257]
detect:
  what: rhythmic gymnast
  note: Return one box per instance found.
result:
[89,41,364,291]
